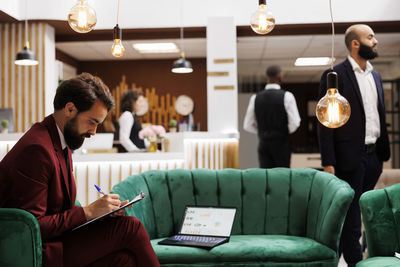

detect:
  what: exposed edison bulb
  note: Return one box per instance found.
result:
[250,0,275,35]
[316,72,351,128]
[111,25,125,57]
[112,39,125,57]
[68,0,97,33]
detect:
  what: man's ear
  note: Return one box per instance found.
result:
[64,102,78,118]
[352,39,360,50]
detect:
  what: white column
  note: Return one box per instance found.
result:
[44,24,57,116]
[206,17,238,134]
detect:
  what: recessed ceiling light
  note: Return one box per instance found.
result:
[132,43,179,53]
[295,57,335,66]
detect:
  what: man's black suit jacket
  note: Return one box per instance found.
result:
[317,59,390,172]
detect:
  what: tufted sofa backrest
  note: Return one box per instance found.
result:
[112,168,354,252]
[360,183,400,257]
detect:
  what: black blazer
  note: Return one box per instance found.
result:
[317,59,390,172]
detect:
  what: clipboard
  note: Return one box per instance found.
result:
[72,192,147,231]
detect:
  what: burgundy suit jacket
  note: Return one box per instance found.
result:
[0,115,87,266]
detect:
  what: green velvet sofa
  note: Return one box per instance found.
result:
[111,168,354,267]
[357,183,400,267]
[0,208,42,267]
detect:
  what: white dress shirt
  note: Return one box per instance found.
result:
[119,111,146,152]
[243,83,301,134]
[56,124,67,150]
[347,55,380,144]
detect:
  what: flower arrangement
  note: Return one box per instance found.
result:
[138,125,166,142]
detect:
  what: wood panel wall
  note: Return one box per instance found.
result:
[78,58,207,131]
[0,23,46,132]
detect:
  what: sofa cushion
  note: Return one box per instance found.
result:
[152,235,337,265]
[356,256,400,267]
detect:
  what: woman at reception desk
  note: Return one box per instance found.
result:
[118,89,147,152]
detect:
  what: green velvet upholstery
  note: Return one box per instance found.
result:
[358,183,400,267]
[0,208,42,267]
[112,168,354,266]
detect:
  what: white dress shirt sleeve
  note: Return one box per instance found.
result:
[119,111,143,152]
[284,92,301,134]
[243,94,258,134]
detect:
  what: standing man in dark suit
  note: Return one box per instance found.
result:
[244,65,301,168]
[318,24,390,267]
[0,73,160,267]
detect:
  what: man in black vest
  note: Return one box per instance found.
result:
[244,65,301,168]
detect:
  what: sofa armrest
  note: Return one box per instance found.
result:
[360,184,400,257]
[308,172,354,252]
[0,208,42,267]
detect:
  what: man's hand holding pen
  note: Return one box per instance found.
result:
[82,185,132,220]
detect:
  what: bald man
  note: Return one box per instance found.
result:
[317,24,390,266]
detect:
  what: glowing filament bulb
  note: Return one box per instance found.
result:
[316,72,351,128]
[111,25,125,57]
[327,100,340,123]
[78,6,88,28]
[111,39,125,57]
[68,0,97,33]
[250,1,275,35]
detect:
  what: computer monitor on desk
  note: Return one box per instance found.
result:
[75,133,114,153]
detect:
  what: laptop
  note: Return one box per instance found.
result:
[158,206,236,249]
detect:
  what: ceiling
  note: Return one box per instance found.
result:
[56,32,400,83]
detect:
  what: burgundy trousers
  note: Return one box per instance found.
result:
[62,216,160,267]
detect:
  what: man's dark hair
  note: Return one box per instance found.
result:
[53,72,115,112]
[266,65,282,79]
[120,89,143,113]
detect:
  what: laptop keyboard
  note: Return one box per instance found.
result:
[172,235,225,244]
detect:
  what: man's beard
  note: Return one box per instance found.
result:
[64,115,90,150]
[358,43,378,60]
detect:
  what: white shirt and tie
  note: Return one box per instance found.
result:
[243,83,301,135]
[347,55,380,145]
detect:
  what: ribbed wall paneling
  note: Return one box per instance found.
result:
[0,23,46,133]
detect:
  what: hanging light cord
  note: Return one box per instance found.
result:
[24,0,28,47]
[179,0,184,54]
[329,0,334,70]
[116,0,121,25]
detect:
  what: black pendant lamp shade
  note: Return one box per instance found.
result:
[171,52,193,74]
[15,44,38,66]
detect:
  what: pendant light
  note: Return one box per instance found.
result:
[68,0,97,33]
[111,0,125,57]
[316,0,351,128]
[171,0,193,74]
[250,0,275,35]
[15,0,38,66]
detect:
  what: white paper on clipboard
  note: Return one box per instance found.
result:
[72,192,146,231]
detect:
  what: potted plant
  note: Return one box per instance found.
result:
[1,119,9,133]
[169,119,177,133]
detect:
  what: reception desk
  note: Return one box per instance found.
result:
[0,132,239,205]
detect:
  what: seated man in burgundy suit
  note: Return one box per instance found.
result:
[0,73,160,267]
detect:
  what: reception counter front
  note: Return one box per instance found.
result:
[0,132,239,205]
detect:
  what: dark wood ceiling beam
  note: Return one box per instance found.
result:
[0,10,18,23]
[53,20,400,42]
[237,21,400,36]
[55,48,79,68]
[11,19,400,42]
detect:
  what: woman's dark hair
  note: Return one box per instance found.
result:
[120,89,143,113]
[53,72,115,112]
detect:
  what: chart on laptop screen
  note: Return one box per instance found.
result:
[180,207,236,237]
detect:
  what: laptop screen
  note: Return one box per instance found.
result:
[179,206,236,237]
